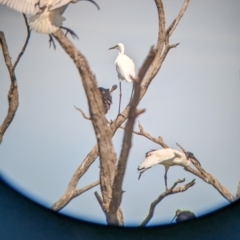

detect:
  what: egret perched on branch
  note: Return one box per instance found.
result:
[171,209,196,223]
[108,43,136,114]
[0,0,100,35]
[98,85,117,114]
[137,148,200,190]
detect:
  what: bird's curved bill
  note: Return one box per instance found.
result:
[108,45,117,50]
[137,168,148,180]
[81,0,100,10]
[109,85,118,93]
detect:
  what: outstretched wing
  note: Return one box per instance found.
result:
[0,0,41,15]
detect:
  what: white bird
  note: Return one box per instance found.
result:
[0,0,99,35]
[137,148,200,190]
[108,43,136,114]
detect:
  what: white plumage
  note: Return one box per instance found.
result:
[0,0,99,34]
[137,148,200,190]
[109,43,136,114]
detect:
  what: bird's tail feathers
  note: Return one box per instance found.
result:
[29,9,65,34]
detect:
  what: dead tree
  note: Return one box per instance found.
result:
[1,0,238,227]
[50,0,194,226]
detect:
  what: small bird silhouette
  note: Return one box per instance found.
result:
[98,85,117,114]
[171,209,196,223]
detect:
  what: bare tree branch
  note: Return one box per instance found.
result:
[178,142,235,203]
[94,191,105,212]
[138,122,169,148]
[0,32,18,144]
[118,121,169,148]
[13,14,31,71]
[0,14,31,144]
[74,180,99,198]
[139,178,196,227]
[166,0,190,37]
[176,142,234,202]
[184,165,234,203]
[51,180,99,211]
[74,106,92,120]
[52,29,117,224]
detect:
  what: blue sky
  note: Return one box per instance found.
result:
[0,0,240,226]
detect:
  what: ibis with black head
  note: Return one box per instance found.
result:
[137,148,200,190]
[171,209,196,223]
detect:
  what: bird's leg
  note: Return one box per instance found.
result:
[118,81,122,115]
[164,166,169,190]
[60,26,79,39]
[48,34,56,50]
[164,174,168,190]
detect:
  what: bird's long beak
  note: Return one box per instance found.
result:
[108,45,117,50]
[81,0,100,10]
[171,215,177,223]
[109,84,118,93]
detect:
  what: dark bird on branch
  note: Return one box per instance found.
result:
[98,85,117,114]
[137,148,201,190]
[171,209,196,223]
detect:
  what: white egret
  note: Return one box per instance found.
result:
[171,209,196,223]
[137,148,200,190]
[108,43,136,114]
[0,0,100,35]
[98,85,117,114]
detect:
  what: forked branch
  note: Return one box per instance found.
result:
[52,29,117,224]
[139,178,196,227]
[0,14,31,143]
[166,0,190,37]
[51,180,100,211]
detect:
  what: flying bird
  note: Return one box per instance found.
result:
[0,0,100,35]
[137,148,200,190]
[171,209,196,223]
[98,85,117,114]
[108,43,136,114]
